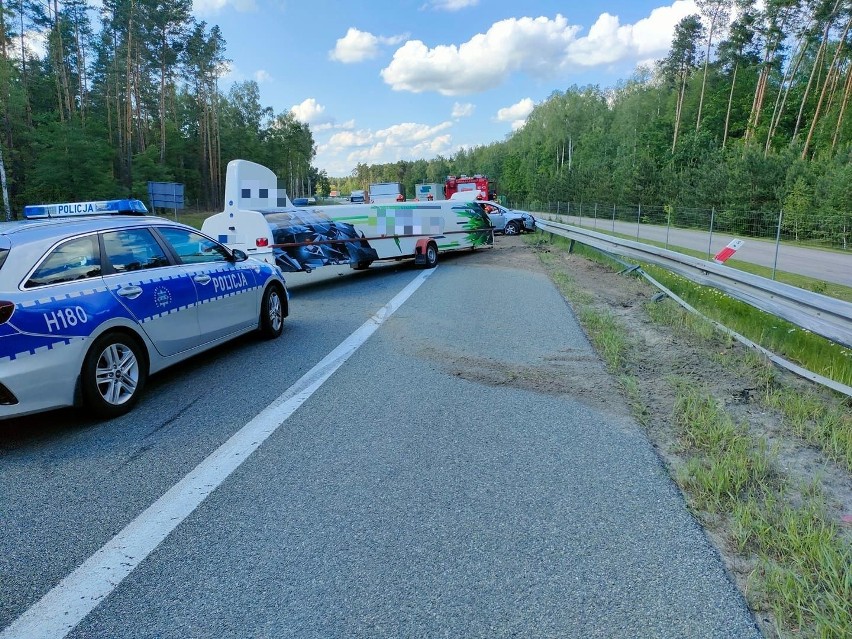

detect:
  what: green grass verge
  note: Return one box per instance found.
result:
[647,294,852,473]
[643,265,852,389]
[529,230,852,389]
[151,210,213,229]
[675,386,851,639]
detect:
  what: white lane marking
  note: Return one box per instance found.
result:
[1,267,436,639]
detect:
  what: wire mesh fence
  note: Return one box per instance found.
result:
[513,201,852,287]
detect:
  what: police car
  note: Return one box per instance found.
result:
[0,199,288,420]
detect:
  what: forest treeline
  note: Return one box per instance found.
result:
[0,0,322,218]
[1,0,851,247]
[339,0,852,246]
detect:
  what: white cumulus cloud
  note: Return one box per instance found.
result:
[423,0,479,10]
[319,121,456,173]
[290,98,326,124]
[452,102,476,118]
[313,119,356,132]
[330,28,409,63]
[381,1,699,95]
[496,98,534,130]
[328,129,375,147]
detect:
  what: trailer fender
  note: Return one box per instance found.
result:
[414,238,438,268]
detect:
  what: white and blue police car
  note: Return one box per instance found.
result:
[0,199,288,420]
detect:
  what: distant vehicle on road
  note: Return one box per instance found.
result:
[415,183,445,201]
[369,182,405,203]
[349,190,367,204]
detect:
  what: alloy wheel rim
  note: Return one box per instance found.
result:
[95,343,139,405]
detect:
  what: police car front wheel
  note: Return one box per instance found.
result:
[259,285,285,339]
[82,332,147,418]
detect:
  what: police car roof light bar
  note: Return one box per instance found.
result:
[23,199,149,219]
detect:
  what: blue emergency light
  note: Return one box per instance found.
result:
[23,199,149,219]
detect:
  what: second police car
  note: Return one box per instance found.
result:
[0,199,288,420]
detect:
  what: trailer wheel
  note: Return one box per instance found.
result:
[424,242,438,268]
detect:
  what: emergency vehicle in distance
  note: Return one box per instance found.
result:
[201,160,493,274]
[444,174,496,201]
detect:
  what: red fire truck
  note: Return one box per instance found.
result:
[444,174,496,201]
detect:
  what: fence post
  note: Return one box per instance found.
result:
[556,201,560,216]
[772,209,783,280]
[708,207,715,260]
[593,203,598,230]
[579,202,583,227]
[665,206,672,249]
[636,204,641,240]
[612,204,616,231]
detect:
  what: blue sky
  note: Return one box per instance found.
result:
[193,0,702,177]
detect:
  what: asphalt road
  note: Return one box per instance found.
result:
[0,248,762,638]
[555,214,851,287]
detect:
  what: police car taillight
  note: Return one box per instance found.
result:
[256,238,269,247]
[0,301,14,325]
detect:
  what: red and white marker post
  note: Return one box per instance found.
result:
[713,239,744,264]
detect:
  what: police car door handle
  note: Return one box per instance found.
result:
[193,274,212,285]
[117,285,143,299]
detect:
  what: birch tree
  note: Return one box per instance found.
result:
[695,0,732,133]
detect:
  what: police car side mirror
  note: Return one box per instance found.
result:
[231,248,249,262]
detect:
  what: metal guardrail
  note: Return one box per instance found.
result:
[536,218,852,350]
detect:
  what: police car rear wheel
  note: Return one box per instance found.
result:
[260,285,284,339]
[82,333,147,418]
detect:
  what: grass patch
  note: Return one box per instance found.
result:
[577,307,628,371]
[646,289,852,470]
[673,386,777,511]
[151,210,213,229]
[763,389,852,472]
[642,265,852,389]
[673,386,851,638]
[619,374,650,426]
